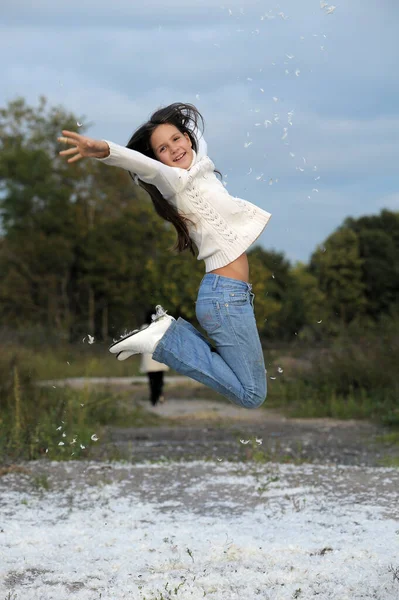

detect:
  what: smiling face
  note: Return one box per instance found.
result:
[150,123,193,169]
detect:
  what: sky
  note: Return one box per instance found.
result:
[1,0,399,263]
[1,460,399,599]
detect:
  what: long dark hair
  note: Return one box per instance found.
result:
[126,103,205,255]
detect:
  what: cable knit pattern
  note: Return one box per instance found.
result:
[99,138,272,271]
[184,158,239,244]
[186,188,239,243]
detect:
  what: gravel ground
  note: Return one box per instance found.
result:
[39,377,399,467]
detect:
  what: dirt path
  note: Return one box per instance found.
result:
[40,377,398,467]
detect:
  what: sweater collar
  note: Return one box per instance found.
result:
[188,149,197,170]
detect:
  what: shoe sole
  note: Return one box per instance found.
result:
[109,325,150,353]
[116,350,135,361]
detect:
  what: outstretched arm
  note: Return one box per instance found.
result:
[58,130,188,198]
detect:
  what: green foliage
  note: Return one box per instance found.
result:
[309,227,366,323]
[267,316,399,424]
[0,345,164,461]
[345,210,399,317]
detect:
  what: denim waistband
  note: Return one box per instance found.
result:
[200,273,253,292]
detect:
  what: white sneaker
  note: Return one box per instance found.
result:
[109,305,174,356]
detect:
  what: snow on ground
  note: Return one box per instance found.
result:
[0,460,399,599]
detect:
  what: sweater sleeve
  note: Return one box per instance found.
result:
[96,141,188,198]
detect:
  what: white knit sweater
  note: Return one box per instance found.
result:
[99,136,271,272]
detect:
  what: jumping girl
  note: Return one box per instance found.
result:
[58,103,271,409]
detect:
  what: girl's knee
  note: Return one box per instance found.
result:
[241,383,267,409]
[244,393,266,409]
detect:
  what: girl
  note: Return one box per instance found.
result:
[58,103,271,409]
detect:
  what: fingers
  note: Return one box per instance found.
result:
[58,136,77,146]
[61,130,81,140]
[58,133,82,162]
[59,147,77,156]
[67,153,83,163]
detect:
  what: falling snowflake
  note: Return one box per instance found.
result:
[77,122,83,127]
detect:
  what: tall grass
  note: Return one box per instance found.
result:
[0,348,162,462]
[21,343,142,379]
[267,317,399,426]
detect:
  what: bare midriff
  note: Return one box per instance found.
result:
[209,252,249,283]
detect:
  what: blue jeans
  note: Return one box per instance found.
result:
[152,274,267,409]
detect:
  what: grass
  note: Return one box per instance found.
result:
[377,456,399,468]
[0,371,169,462]
[7,343,143,379]
[264,333,399,427]
[376,432,399,446]
[237,436,307,466]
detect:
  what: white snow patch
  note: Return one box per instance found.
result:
[0,460,398,599]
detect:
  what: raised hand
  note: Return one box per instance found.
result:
[58,130,110,163]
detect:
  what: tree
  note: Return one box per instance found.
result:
[345,210,399,318]
[309,228,366,324]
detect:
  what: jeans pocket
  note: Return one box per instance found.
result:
[195,298,222,334]
[226,291,249,306]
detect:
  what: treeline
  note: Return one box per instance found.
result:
[1,97,398,343]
